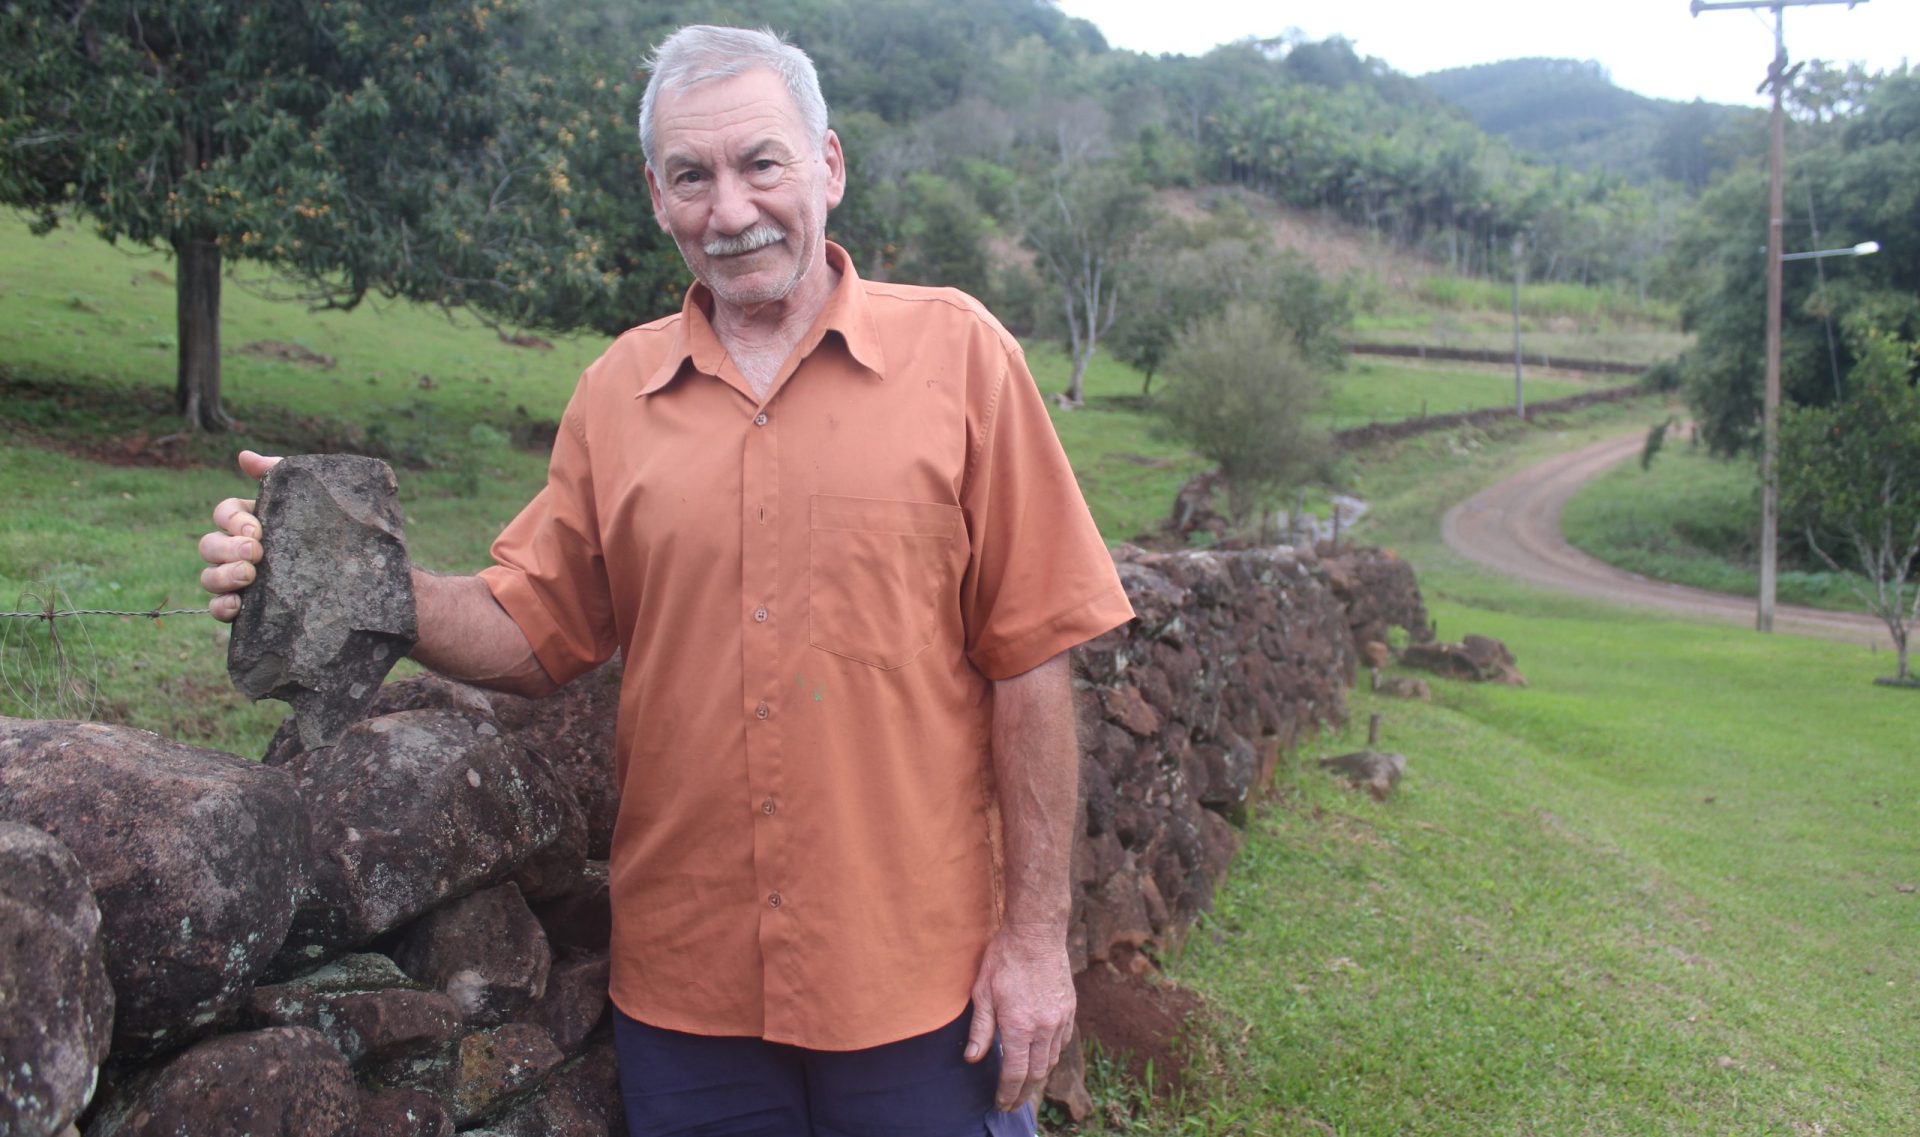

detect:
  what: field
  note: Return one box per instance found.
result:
[1319,357,1596,431]
[1349,312,1690,370]
[1350,275,1690,368]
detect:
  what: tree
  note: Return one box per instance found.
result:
[1678,68,1920,455]
[1109,221,1351,400]
[1016,163,1152,406]
[890,174,993,297]
[1154,301,1328,528]
[1779,332,1920,683]
[0,0,608,430]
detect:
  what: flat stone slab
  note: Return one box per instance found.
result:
[229,454,417,752]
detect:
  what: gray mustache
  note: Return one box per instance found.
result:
[704,225,786,257]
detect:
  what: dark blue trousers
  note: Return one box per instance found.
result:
[613,1005,1037,1137]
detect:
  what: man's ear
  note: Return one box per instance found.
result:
[821,129,847,212]
[644,164,671,232]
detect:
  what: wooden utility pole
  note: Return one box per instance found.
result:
[1512,231,1526,418]
[1689,0,1868,633]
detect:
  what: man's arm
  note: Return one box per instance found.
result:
[964,650,1079,1112]
[199,451,558,699]
[407,570,558,698]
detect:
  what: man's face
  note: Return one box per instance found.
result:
[645,68,846,313]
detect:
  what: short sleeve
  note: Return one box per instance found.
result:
[959,345,1135,680]
[478,394,618,687]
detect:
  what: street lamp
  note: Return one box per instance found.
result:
[1780,241,1881,261]
[1756,236,1881,632]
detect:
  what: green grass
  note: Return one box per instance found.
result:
[1349,313,1692,369]
[0,222,604,461]
[1063,401,1920,1135]
[1318,359,1595,431]
[1027,344,1211,543]
[0,219,1608,545]
[1159,618,1914,1135]
[1561,436,1868,612]
[1348,274,1688,372]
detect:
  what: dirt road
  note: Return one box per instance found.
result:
[1441,430,1886,645]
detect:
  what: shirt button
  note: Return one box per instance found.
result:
[761,797,776,815]
[753,606,768,623]
[768,891,782,909]
[755,701,770,719]
[754,412,769,427]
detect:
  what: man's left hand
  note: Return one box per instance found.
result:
[964,922,1075,1112]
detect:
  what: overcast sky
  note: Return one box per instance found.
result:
[1051,0,1917,108]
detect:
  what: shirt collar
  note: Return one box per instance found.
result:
[636,241,887,397]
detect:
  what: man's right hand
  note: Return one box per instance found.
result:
[198,450,283,623]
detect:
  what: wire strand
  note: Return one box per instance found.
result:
[0,608,208,619]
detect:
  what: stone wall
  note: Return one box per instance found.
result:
[0,544,1427,1136]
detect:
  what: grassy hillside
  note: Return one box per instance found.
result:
[1072,408,1919,1135]
[0,225,603,456]
[1354,276,1687,367]
[1156,188,1690,368]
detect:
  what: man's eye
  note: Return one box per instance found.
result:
[675,170,704,186]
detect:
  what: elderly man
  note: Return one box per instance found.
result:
[200,24,1132,1136]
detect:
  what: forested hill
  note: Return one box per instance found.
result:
[1421,58,1758,188]
[522,0,1699,313]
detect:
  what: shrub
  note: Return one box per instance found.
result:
[1155,301,1329,527]
[1640,357,1685,393]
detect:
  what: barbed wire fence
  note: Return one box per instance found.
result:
[1,582,209,721]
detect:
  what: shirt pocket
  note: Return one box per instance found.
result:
[808,495,964,670]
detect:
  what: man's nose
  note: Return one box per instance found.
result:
[708,170,758,235]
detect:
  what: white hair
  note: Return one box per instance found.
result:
[637,25,831,176]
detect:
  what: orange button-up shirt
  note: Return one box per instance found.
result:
[479,244,1133,1050]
